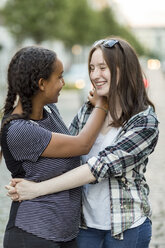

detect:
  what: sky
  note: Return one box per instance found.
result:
[114,0,165,27]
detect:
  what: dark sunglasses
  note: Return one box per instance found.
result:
[93,39,120,49]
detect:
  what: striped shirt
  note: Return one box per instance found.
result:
[1,104,81,242]
[69,102,159,240]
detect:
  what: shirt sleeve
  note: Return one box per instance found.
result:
[87,114,159,182]
[7,120,52,162]
[69,102,93,136]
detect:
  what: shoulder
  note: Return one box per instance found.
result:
[7,118,51,143]
[4,118,52,162]
[136,106,158,128]
[5,119,39,143]
[9,118,39,131]
[3,118,34,133]
[46,103,60,115]
[126,106,159,129]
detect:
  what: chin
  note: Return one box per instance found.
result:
[97,90,108,97]
[52,97,58,103]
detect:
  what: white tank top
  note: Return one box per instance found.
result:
[82,127,146,230]
[81,127,121,230]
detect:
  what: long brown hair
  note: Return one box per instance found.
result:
[88,37,155,127]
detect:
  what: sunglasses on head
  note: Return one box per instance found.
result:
[93,39,120,49]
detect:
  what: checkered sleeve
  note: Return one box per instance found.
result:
[87,113,159,182]
[69,101,93,136]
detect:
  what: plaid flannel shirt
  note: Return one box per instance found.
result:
[69,102,159,240]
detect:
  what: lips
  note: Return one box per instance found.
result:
[95,81,106,88]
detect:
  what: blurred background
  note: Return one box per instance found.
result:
[0,0,165,247]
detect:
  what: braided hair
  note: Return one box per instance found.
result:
[0,46,57,160]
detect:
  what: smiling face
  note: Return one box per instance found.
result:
[44,58,65,103]
[89,48,111,97]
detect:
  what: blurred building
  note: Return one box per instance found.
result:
[90,0,165,63]
[0,26,16,86]
[133,26,165,61]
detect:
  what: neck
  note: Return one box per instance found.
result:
[100,114,112,135]
[30,105,44,120]
[100,104,122,135]
[12,96,45,120]
[30,96,44,120]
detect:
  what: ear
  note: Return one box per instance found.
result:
[38,78,47,91]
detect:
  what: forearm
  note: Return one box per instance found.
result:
[37,164,96,197]
[77,106,107,152]
[41,104,107,158]
[87,125,159,181]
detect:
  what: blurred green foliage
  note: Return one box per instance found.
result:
[0,0,148,55]
[0,111,2,120]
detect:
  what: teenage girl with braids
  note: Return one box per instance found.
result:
[0,46,108,248]
[7,37,159,248]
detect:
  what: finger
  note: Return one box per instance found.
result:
[89,91,93,96]
[6,192,11,197]
[5,185,15,191]
[10,180,16,187]
[9,188,17,194]
[5,185,11,190]
[11,178,23,184]
[6,193,19,202]
[88,95,93,101]
[5,185,17,194]
[12,196,19,201]
[10,194,19,201]
[89,88,95,96]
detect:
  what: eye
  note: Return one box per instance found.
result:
[59,73,64,79]
[90,66,94,72]
[100,66,106,70]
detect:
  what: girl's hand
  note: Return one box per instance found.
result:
[5,178,39,201]
[88,88,108,111]
[5,184,19,201]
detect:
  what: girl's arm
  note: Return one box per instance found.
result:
[6,110,159,201]
[42,106,106,157]
[7,107,159,202]
[6,164,95,201]
[42,93,108,158]
[9,93,107,160]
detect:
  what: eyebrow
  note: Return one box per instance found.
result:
[90,62,106,66]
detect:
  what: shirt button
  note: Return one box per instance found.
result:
[121,177,125,182]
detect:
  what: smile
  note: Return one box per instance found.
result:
[95,81,106,87]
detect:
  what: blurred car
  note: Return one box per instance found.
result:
[64,63,91,90]
[64,63,92,103]
[143,78,149,88]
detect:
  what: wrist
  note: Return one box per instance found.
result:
[95,97,108,110]
[94,106,108,114]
